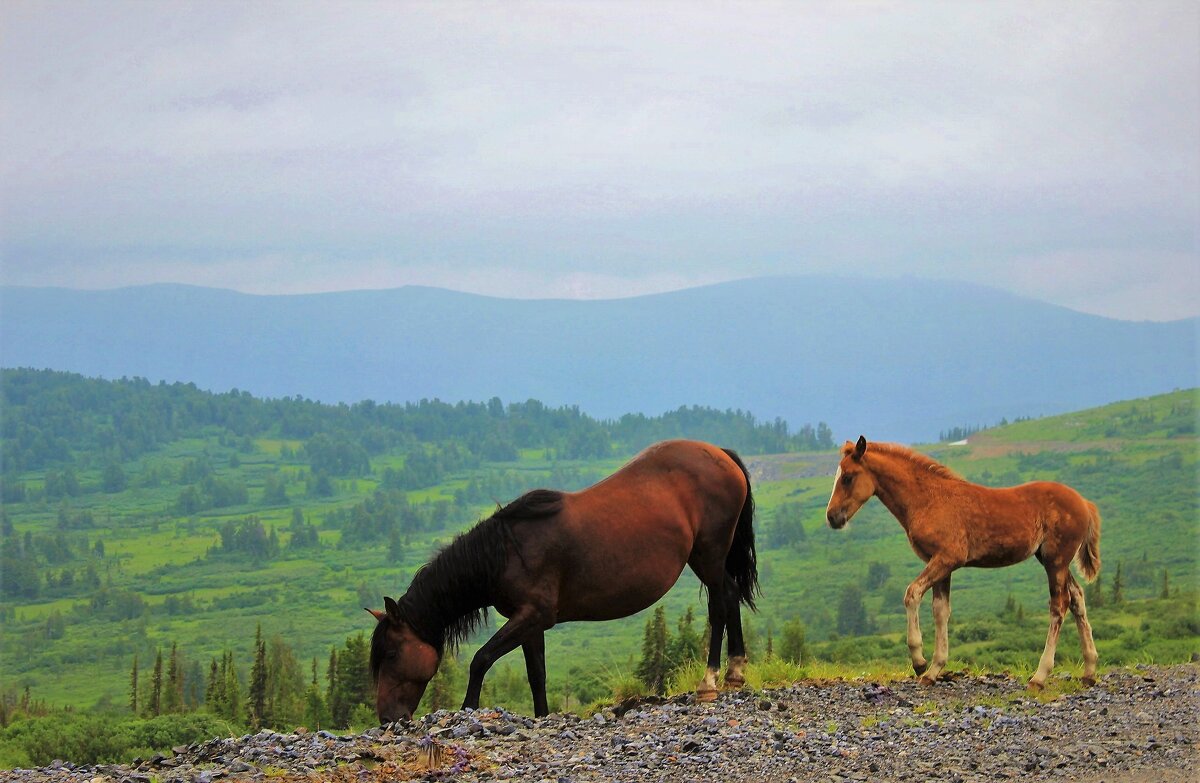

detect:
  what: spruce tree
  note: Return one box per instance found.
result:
[148,648,163,717]
[1160,569,1171,599]
[165,642,182,713]
[1112,561,1125,604]
[206,657,223,714]
[780,618,807,664]
[635,606,671,695]
[248,624,268,729]
[303,657,327,730]
[128,654,139,715]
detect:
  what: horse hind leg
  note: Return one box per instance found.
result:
[1066,576,1099,686]
[696,584,727,702]
[721,578,748,689]
[1029,568,1070,691]
[920,575,952,685]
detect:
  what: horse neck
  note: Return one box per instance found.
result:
[400,525,507,648]
[868,451,941,529]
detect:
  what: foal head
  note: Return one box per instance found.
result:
[368,597,441,723]
[826,436,876,529]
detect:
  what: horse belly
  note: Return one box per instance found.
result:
[555,557,689,622]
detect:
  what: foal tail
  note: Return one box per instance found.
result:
[721,448,759,611]
[1075,500,1102,583]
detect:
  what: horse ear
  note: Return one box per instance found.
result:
[366,607,386,622]
[384,595,401,620]
[854,436,867,460]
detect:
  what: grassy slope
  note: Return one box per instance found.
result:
[2,390,1196,714]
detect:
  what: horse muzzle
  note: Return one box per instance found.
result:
[827,509,848,529]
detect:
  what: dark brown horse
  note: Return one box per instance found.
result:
[826,437,1101,689]
[368,439,758,721]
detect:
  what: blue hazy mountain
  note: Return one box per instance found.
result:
[1,276,1194,442]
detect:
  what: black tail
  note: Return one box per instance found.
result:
[721,448,759,611]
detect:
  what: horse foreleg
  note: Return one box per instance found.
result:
[904,558,955,680]
[921,575,952,684]
[1066,576,1099,686]
[521,633,549,717]
[462,609,545,711]
[697,587,727,701]
[722,578,748,689]
[1029,571,1070,690]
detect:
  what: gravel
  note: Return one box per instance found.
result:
[3,664,1195,783]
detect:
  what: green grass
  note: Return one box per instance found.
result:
[1,390,1197,718]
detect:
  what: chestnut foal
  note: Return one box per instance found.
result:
[826,437,1101,689]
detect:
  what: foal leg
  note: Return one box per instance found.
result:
[521,632,550,717]
[921,575,952,685]
[904,558,956,679]
[1066,575,1099,686]
[697,586,727,701]
[1029,568,1070,691]
[722,578,748,689]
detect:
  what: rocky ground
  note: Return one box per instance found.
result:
[4,665,1196,783]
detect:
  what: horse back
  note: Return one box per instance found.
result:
[509,440,748,622]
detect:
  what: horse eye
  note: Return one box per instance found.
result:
[841,474,854,486]
[386,649,398,660]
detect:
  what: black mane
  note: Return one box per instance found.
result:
[370,489,563,679]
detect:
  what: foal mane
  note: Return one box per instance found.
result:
[869,442,964,482]
[370,489,563,677]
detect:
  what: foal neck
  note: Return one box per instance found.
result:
[867,445,959,527]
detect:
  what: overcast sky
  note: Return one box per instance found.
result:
[1,1,1197,320]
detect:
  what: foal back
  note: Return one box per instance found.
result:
[940,480,1100,574]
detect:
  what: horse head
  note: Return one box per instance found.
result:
[368,596,441,723]
[826,435,876,529]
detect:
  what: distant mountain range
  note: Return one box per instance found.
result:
[1,277,1195,442]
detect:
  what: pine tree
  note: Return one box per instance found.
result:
[165,642,182,713]
[224,651,241,721]
[266,634,305,729]
[206,657,223,714]
[128,654,139,714]
[1112,562,1125,604]
[248,624,268,729]
[326,648,340,728]
[635,606,671,695]
[303,657,327,730]
[836,584,872,636]
[780,618,807,664]
[425,653,460,712]
[1087,573,1106,608]
[148,648,163,717]
[1160,569,1171,599]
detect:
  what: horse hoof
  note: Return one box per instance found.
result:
[912,661,928,676]
[1027,680,1044,693]
[1081,676,1097,688]
[918,675,936,686]
[723,678,745,691]
[695,688,718,703]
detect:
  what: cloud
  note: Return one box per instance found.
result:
[0,1,1196,320]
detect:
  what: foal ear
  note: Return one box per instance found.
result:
[853,435,867,460]
[365,607,387,622]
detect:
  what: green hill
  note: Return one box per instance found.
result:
[1,372,1196,736]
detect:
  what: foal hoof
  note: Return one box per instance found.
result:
[912,661,928,676]
[918,675,936,687]
[1027,680,1045,693]
[723,677,746,691]
[695,687,719,703]
[1081,675,1097,688]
